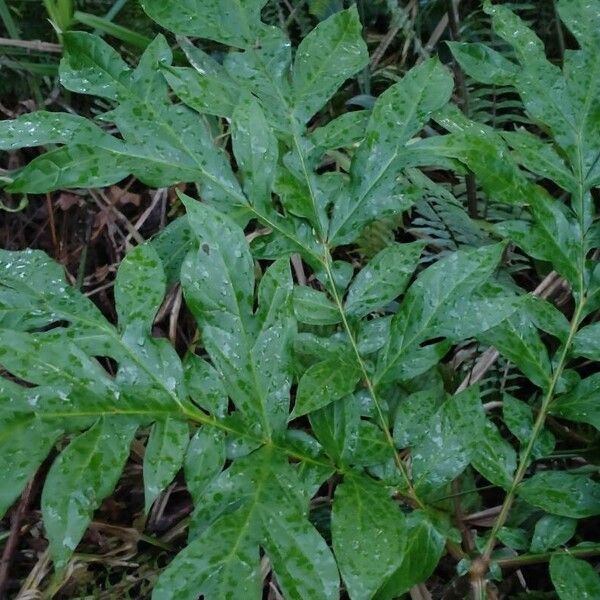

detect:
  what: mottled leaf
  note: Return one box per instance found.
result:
[550,553,600,600]
[292,354,361,418]
[530,514,577,553]
[42,418,137,567]
[332,476,407,600]
[550,373,600,431]
[115,244,166,331]
[143,418,189,512]
[293,286,341,325]
[292,7,368,122]
[518,471,600,518]
[345,242,423,318]
[140,0,268,48]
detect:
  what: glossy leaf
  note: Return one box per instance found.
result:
[293,286,341,325]
[0,416,61,518]
[503,394,555,460]
[329,58,453,244]
[481,314,553,390]
[309,398,359,465]
[60,31,131,100]
[0,111,109,150]
[393,388,442,449]
[332,476,407,600]
[376,244,504,384]
[42,418,137,567]
[375,511,445,599]
[345,242,423,318]
[550,553,600,600]
[232,97,278,211]
[550,373,600,431]
[518,472,600,518]
[291,7,368,122]
[140,0,268,48]
[143,418,189,512]
[471,420,517,490]
[162,63,239,118]
[115,244,166,332]
[572,322,600,361]
[184,428,226,501]
[412,387,485,496]
[291,353,361,418]
[182,199,293,435]
[530,514,577,553]
[157,448,339,600]
[448,41,517,86]
[310,110,370,151]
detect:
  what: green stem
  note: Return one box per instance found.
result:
[478,299,586,566]
[497,544,600,569]
[321,255,424,507]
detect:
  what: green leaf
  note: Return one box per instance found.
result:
[0,249,114,350]
[329,58,453,244]
[224,27,293,131]
[162,58,240,118]
[115,244,166,331]
[310,110,370,151]
[182,197,254,336]
[550,373,600,431]
[352,421,392,467]
[293,286,341,325]
[448,41,517,86]
[393,388,442,449]
[521,295,570,343]
[481,314,553,391]
[530,514,577,553]
[184,428,226,502]
[375,511,445,599]
[60,31,131,101]
[56,34,246,202]
[143,418,189,513]
[232,97,278,211]
[140,0,268,48]
[503,394,555,460]
[572,322,600,361]
[494,195,581,288]
[471,420,517,490]
[291,6,368,123]
[497,526,529,551]
[518,471,600,518]
[557,0,600,52]
[255,258,294,332]
[291,353,361,418]
[550,553,600,600]
[376,244,504,385]
[502,130,576,192]
[42,418,137,568]
[357,317,391,355]
[0,416,61,518]
[153,511,261,600]
[183,354,228,418]
[182,198,293,435]
[0,330,120,405]
[158,448,339,600]
[332,476,407,600]
[309,397,359,465]
[344,242,423,318]
[0,111,109,151]
[260,502,339,600]
[412,387,485,496]
[7,144,132,195]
